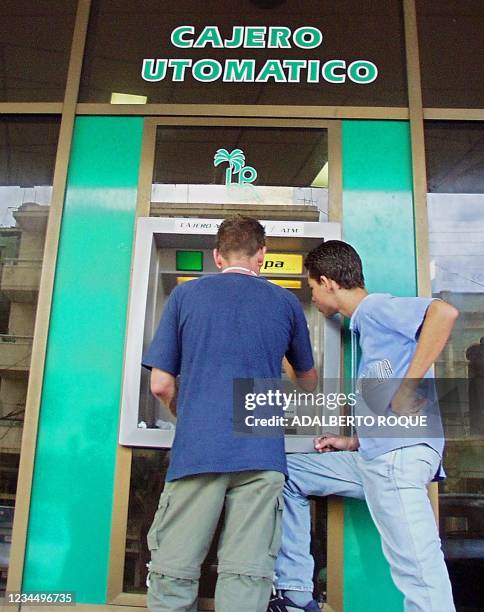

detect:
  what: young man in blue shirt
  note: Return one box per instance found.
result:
[269,240,458,612]
[143,215,317,612]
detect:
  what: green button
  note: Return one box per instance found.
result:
[176,250,203,272]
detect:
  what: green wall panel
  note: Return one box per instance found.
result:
[342,120,416,611]
[22,116,143,603]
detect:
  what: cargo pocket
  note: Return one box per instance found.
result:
[147,492,171,552]
[269,494,284,558]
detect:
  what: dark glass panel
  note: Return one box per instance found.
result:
[0,1,77,102]
[425,122,484,193]
[417,1,484,108]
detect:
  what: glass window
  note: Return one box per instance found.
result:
[425,122,483,194]
[80,0,407,106]
[417,1,484,109]
[0,115,59,594]
[0,1,77,102]
[152,125,328,211]
[426,121,484,611]
[123,449,169,594]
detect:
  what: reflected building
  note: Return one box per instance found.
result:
[0,203,48,590]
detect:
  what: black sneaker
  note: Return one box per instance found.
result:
[267,590,320,612]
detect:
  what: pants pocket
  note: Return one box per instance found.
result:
[415,445,441,484]
[269,494,284,558]
[394,445,441,487]
[147,492,171,552]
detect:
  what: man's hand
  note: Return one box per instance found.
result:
[391,381,426,416]
[314,434,359,453]
[150,368,177,416]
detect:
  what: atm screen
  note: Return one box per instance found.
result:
[176,250,203,272]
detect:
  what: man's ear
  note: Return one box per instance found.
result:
[256,246,267,268]
[321,275,340,292]
[213,248,224,270]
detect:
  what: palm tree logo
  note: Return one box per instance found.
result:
[214,148,257,185]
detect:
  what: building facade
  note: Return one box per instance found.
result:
[0,1,482,610]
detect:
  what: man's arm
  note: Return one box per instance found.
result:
[150,368,177,416]
[294,367,318,392]
[392,299,459,414]
[283,357,318,392]
[404,299,459,379]
[284,296,319,391]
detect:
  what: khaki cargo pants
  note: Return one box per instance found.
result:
[146,470,285,612]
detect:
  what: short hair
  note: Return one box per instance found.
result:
[216,215,266,258]
[304,240,365,289]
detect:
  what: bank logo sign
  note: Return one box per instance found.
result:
[214,148,257,185]
[142,25,378,85]
[261,253,303,275]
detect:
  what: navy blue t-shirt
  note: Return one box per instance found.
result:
[142,272,314,481]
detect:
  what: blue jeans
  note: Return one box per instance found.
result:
[274,444,455,612]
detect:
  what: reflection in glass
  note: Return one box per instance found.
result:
[123,449,170,593]
[426,122,484,611]
[0,115,59,593]
[151,126,328,215]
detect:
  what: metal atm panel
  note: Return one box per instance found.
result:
[119,217,341,451]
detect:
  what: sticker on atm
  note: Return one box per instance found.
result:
[261,253,303,275]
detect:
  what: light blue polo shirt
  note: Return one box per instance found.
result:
[350,293,445,476]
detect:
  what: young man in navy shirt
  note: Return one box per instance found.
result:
[143,215,317,612]
[269,240,457,612]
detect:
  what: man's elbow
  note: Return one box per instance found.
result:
[150,379,175,401]
[432,300,459,324]
[296,367,318,392]
[447,304,459,322]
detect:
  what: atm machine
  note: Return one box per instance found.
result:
[119,216,342,451]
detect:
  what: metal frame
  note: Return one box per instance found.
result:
[403,0,431,297]
[75,104,483,121]
[402,0,443,518]
[0,103,63,114]
[1,0,481,608]
[76,104,409,119]
[118,216,341,449]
